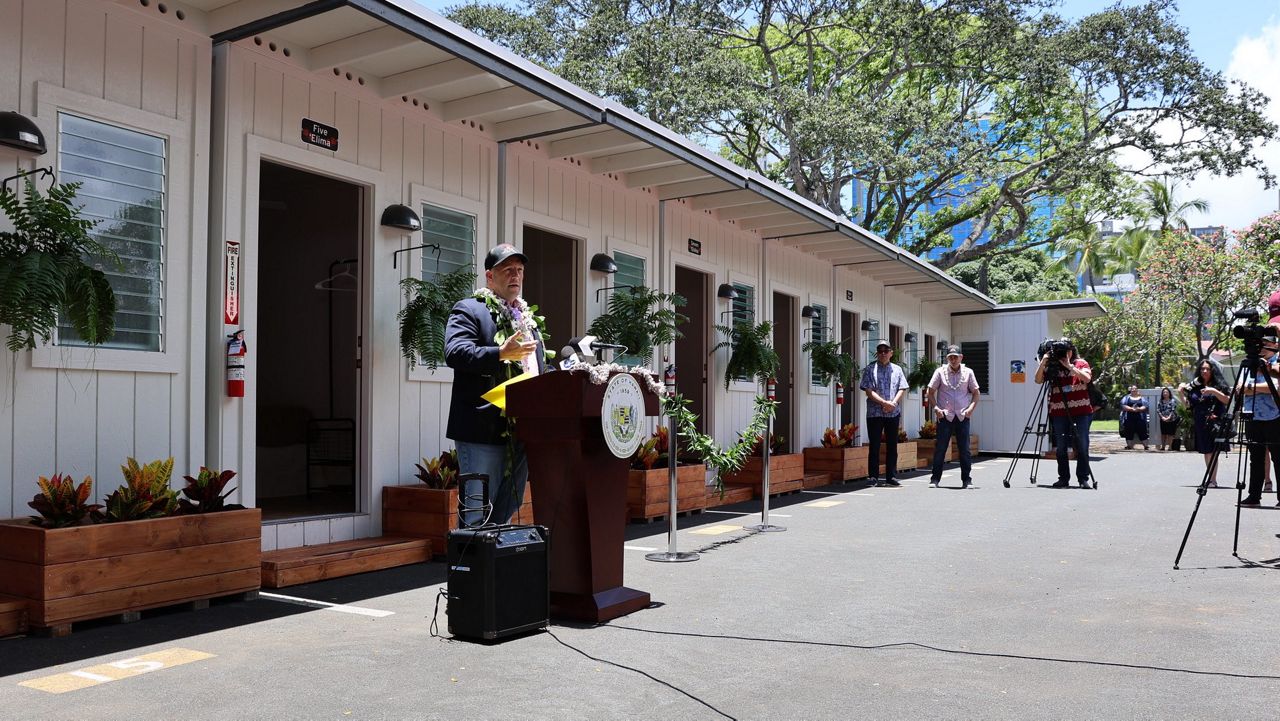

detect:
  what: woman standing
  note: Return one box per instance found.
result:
[1119,386,1150,450]
[1156,387,1179,451]
[1180,361,1231,487]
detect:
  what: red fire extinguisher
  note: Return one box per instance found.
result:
[766,377,777,401]
[835,381,844,405]
[226,330,247,398]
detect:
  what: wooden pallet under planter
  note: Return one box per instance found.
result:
[0,508,262,636]
[723,453,804,497]
[383,484,533,557]
[627,464,708,521]
[261,536,432,588]
[875,441,919,474]
[802,445,869,482]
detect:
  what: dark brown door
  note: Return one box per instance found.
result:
[521,226,578,357]
[674,266,708,434]
[772,292,795,452]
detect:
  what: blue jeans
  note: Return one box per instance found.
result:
[867,415,900,480]
[930,417,972,484]
[1051,414,1092,484]
[456,440,528,526]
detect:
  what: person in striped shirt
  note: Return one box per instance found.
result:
[1034,339,1093,488]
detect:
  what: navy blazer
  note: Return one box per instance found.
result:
[444,297,546,445]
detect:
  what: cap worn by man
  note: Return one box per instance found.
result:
[876,341,892,351]
[946,345,962,357]
[1268,289,1280,326]
[485,243,528,270]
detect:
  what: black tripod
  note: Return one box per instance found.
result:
[1173,352,1280,569]
[1001,378,1097,489]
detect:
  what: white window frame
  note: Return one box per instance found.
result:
[602,236,651,366]
[30,83,189,374]
[405,184,485,384]
[725,270,759,393]
[806,298,831,396]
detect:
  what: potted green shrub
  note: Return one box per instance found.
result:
[0,179,118,351]
[712,319,781,389]
[397,266,476,370]
[801,336,857,389]
[588,285,686,366]
[907,356,940,393]
[0,459,260,636]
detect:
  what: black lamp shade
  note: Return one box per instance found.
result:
[937,340,948,351]
[860,320,874,331]
[0,112,46,155]
[717,283,739,300]
[800,305,816,318]
[381,203,421,231]
[589,252,618,274]
[904,332,917,344]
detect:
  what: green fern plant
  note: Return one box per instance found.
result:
[0,179,118,351]
[398,266,477,370]
[907,356,941,392]
[94,456,179,522]
[711,319,781,390]
[801,337,857,387]
[27,473,101,528]
[587,286,687,365]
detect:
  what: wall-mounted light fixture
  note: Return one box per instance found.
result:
[0,111,46,155]
[716,283,739,300]
[589,252,618,274]
[904,332,917,344]
[936,340,948,351]
[380,203,421,232]
[800,305,816,319]
[860,320,875,332]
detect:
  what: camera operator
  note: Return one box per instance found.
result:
[1179,360,1231,488]
[1240,333,1280,507]
[1034,339,1093,488]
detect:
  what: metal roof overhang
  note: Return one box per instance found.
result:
[951,298,1107,320]
[200,0,994,312]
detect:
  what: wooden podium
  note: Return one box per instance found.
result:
[506,370,658,622]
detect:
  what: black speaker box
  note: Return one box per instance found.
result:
[447,524,550,641]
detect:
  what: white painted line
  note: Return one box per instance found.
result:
[765,514,791,517]
[624,545,657,552]
[259,592,395,618]
[804,500,845,508]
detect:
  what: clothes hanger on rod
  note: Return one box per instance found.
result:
[315,259,358,292]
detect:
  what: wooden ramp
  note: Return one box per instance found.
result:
[0,594,28,637]
[261,536,431,589]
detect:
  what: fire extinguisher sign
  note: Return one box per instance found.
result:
[224,241,240,324]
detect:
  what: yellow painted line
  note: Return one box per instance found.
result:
[20,648,215,694]
[803,500,845,508]
[689,524,742,536]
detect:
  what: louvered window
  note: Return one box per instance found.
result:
[612,251,646,365]
[961,341,990,396]
[729,282,755,382]
[420,204,476,284]
[808,303,828,387]
[57,113,166,351]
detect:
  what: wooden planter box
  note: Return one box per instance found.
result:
[724,453,804,497]
[384,484,533,556]
[802,446,869,482]
[627,464,708,521]
[916,434,980,466]
[0,508,261,635]
[876,441,918,473]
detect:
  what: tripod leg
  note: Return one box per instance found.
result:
[1174,480,1211,569]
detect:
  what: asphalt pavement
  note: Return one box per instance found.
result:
[3,445,1279,721]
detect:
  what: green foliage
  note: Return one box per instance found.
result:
[27,473,100,528]
[0,179,117,351]
[398,266,477,370]
[711,319,780,389]
[449,0,1276,269]
[801,336,856,388]
[96,456,179,522]
[413,449,460,490]
[907,356,940,392]
[1236,210,1280,293]
[1065,291,1196,401]
[587,285,687,366]
[179,467,241,514]
[663,392,777,491]
[949,249,1079,302]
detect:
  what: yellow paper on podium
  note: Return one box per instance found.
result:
[481,370,539,411]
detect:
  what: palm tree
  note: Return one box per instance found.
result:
[1110,225,1154,274]
[1139,177,1209,236]
[1050,226,1120,294]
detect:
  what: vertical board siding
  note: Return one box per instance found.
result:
[3,2,207,519]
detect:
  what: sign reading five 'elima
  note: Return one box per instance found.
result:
[301,118,339,151]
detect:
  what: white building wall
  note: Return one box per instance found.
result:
[0,0,210,519]
[955,310,1050,452]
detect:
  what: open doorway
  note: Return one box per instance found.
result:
[772,292,796,452]
[521,226,578,356]
[674,266,709,434]
[256,161,362,521]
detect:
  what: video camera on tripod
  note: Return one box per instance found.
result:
[1037,337,1073,361]
[1230,307,1278,363]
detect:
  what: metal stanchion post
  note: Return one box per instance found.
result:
[747,380,785,533]
[648,366,698,562]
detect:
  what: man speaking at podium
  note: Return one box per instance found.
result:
[445,244,547,524]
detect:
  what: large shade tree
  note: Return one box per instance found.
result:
[447,0,1275,268]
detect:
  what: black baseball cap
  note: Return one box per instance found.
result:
[484,243,528,270]
[945,345,961,357]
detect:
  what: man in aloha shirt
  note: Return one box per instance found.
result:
[860,341,909,487]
